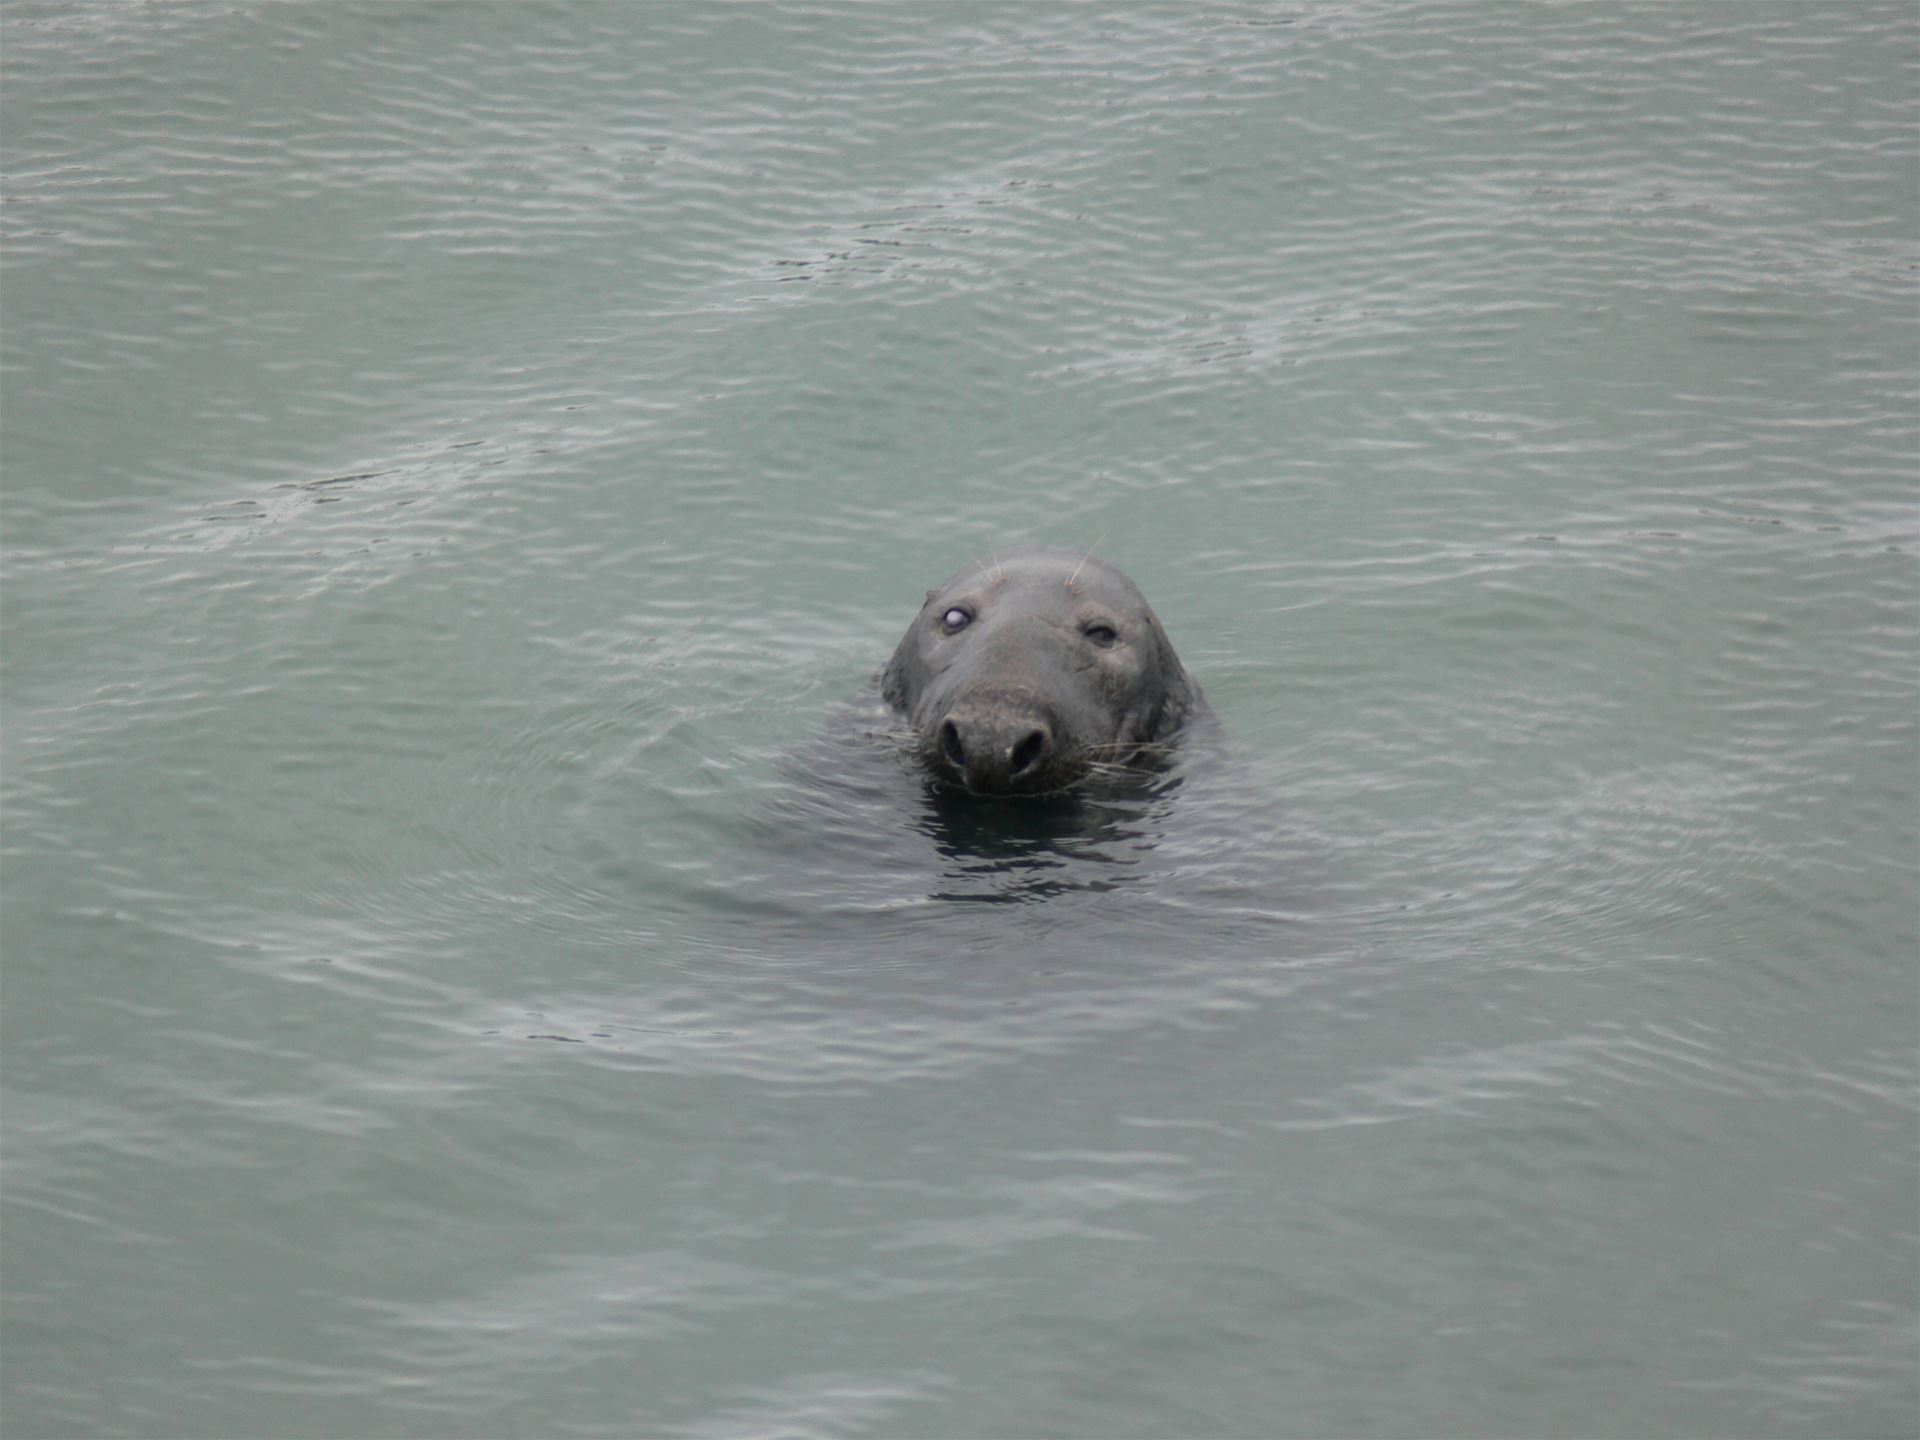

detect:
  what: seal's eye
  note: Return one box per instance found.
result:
[1083,622,1119,647]
[941,606,972,633]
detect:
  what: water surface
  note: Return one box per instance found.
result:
[3,4,1916,1437]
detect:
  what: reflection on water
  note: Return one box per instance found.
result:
[919,781,1168,903]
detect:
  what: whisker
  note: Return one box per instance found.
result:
[1065,532,1106,594]
[1085,740,1175,759]
[1083,760,1162,781]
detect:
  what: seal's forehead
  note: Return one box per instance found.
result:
[932,547,1150,609]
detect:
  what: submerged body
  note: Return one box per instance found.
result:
[881,548,1207,798]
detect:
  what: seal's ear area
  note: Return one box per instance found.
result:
[1148,665,1198,740]
[879,657,909,713]
[1134,608,1196,739]
[925,588,939,605]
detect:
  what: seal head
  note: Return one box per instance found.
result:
[881,548,1199,797]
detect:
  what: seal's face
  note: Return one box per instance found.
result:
[881,548,1196,797]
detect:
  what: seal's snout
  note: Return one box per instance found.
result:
[935,694,1060,795]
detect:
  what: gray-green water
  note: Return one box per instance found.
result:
[4,4,1916,1437]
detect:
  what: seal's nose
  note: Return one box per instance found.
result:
[936,698,1057,794]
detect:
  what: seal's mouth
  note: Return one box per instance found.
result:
[932,769,1085,802]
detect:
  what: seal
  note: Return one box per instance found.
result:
[880,547,1205,797]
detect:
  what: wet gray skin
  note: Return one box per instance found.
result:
[881,548,1202,797]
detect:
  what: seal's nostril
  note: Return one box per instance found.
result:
[940,719,966,771]
[1008,727,1049,778]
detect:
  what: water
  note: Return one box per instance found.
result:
[3,4,1915,1436]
